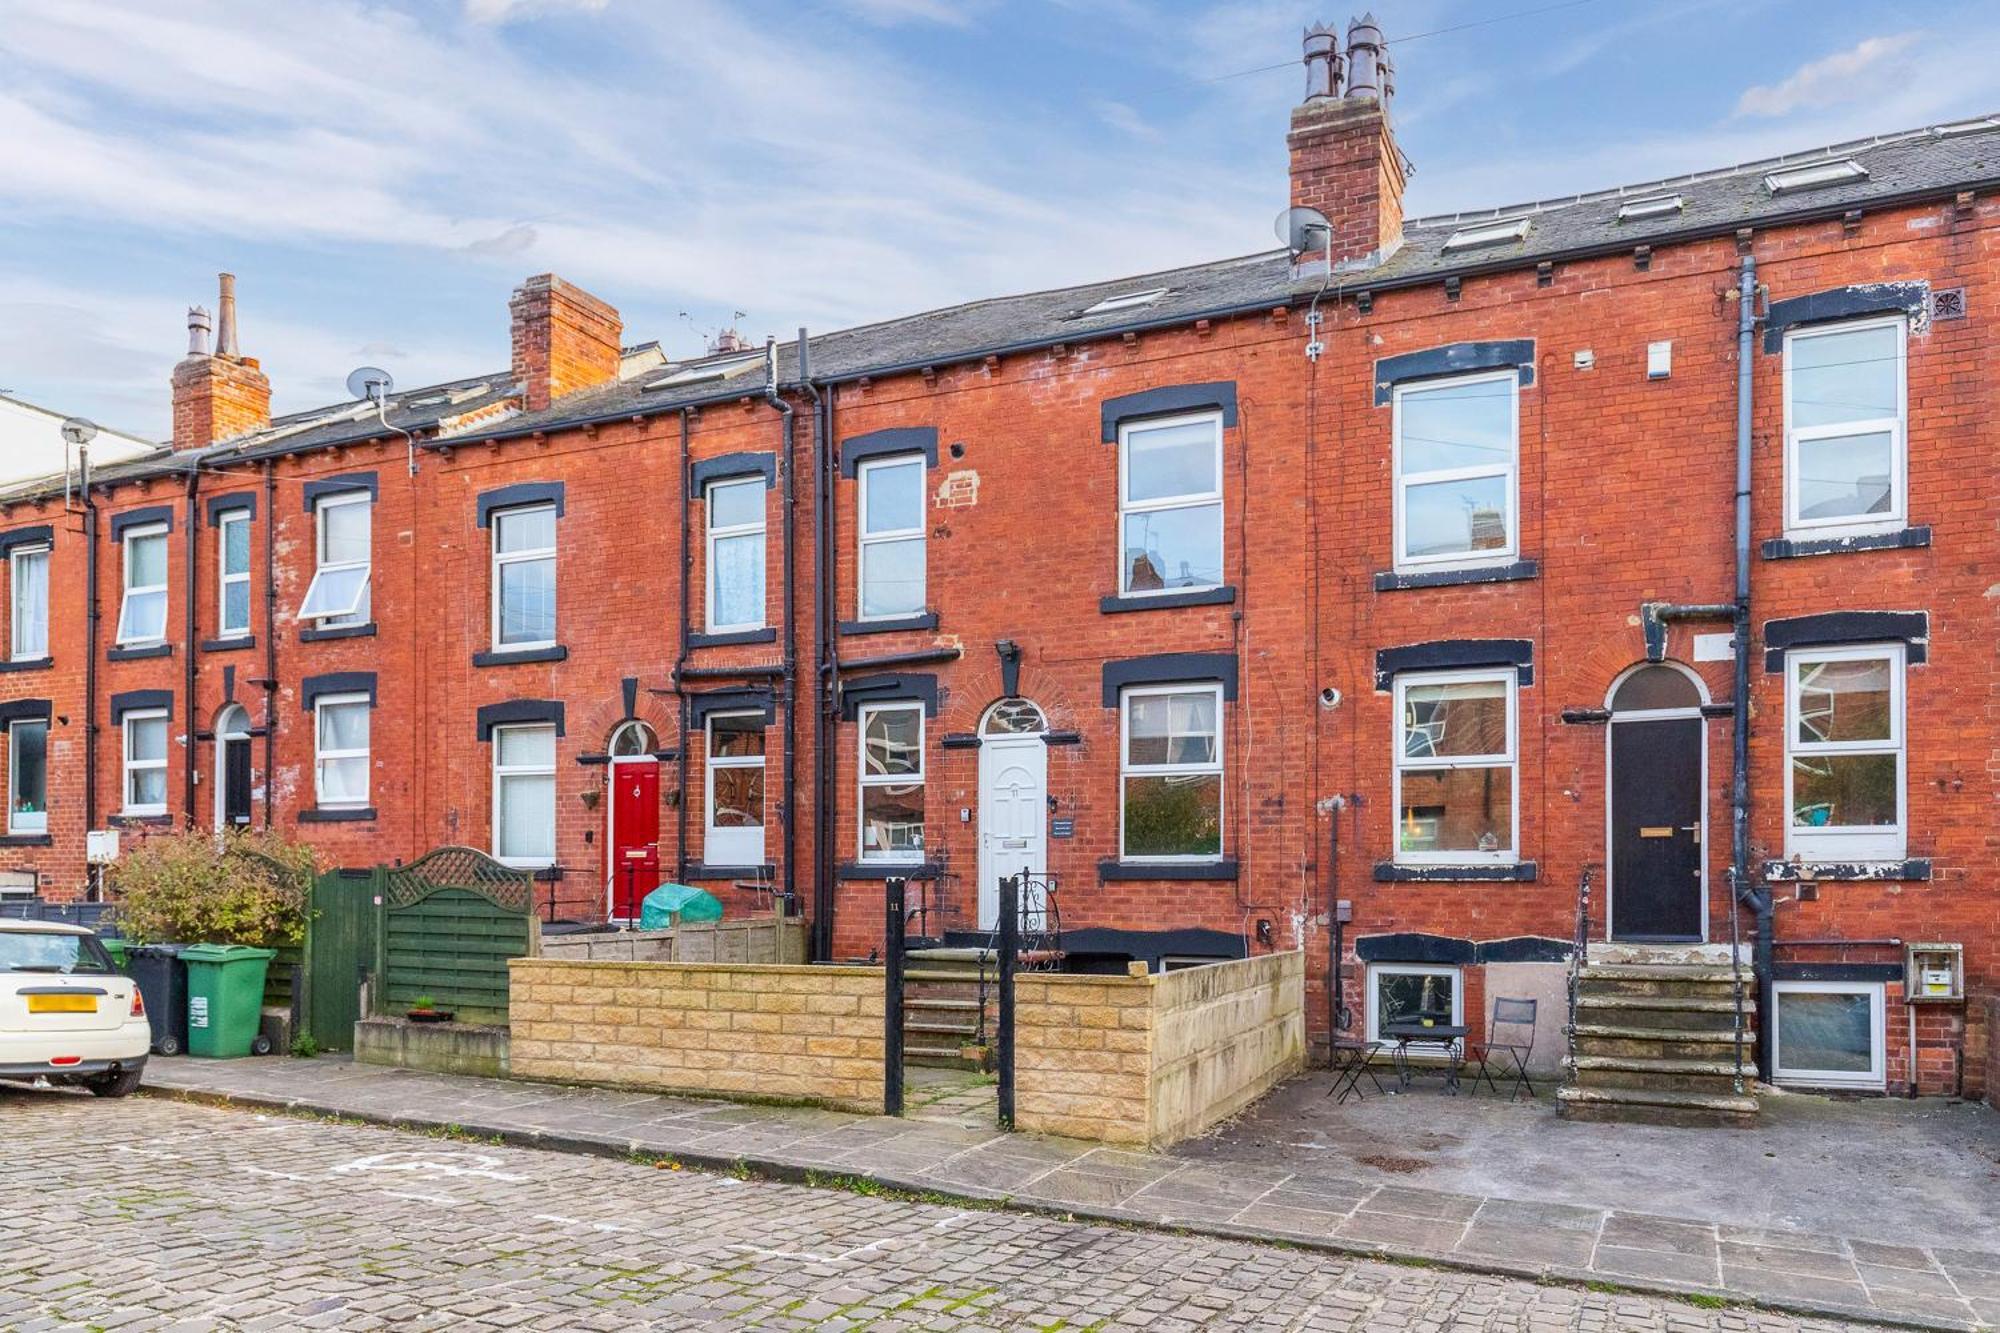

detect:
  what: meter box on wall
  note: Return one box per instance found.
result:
[1904,942,1964,1003]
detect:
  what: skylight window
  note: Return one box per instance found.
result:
[645,354,760,391]
[1932,117,2000,139]
[1082,287,1169,316]
[1764,160,1867,196]
[1440,218,1531,253]
[1617,194,1684,223]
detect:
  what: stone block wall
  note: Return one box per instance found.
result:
[538,916,807,965]
[1014,952,1305,1147]
[508,958,884,1111]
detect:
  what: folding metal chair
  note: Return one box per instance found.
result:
[1468,997,1538,1099]
[1325,1038,1384,1103]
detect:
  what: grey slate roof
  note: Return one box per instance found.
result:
[10,116,1996,502]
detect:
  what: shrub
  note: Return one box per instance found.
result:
[109,829,314,948]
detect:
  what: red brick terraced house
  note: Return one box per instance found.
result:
[1,19,1993,1109]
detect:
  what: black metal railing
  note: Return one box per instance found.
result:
[1726,866,1748,1095]
[1564,863,1596,1075]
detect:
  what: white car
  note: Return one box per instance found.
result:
[0,920,150,1097]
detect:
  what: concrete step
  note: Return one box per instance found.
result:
[1587,942,1749,967]
[1566,1053,1751,1094]
[1576,992,1751,1014]
[906,1019,980,1037]
[905,1042,986,1072]
[1557,1083,1758,1127]
[1579,963,1745,983]
[1572,1023,1753,1062]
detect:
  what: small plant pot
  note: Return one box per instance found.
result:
[406,1008,454,1024]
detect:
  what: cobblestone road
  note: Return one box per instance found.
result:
[0,1091,1870,1331]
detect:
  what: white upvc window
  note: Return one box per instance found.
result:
[492,723,556,867]
[858,701,924,862]
[1117,411,1223,595]
[705,478,766,632]
[856,456,925,620]
[297,492,371,626]
[1394,668,1517,864]
[116,524,169,645]
[1392,370,1519,569]
[10,543,49,660]
[1772,980,1885,1089]
[312,693,370,810]
[122,709,169,815]
[1782,316,1906,536]
[704,711,766,866]
[1365,962,1464,1057]
[216,510,251,640]
[1785,643,1904,861]
[1118,683,1224,861]
[8,718,47,835]
[491,504,557,650]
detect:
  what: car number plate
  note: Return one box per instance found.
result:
[28,994,97,1014]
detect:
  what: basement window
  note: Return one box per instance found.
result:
[1440,218,1531,253]
[1081,287,1169,316]
[1764,160,1867,196]
[1772,980,1884,1089]
[1365,963,1463,1057]
[1616,194,1683,222]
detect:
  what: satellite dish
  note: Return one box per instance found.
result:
[346,366,394,404]
[1274,206,1332,255]
[59,417,98,447]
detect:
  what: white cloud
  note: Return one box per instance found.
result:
[1735,32,1922,119]
[835,0,979,26]
[464,0,608,24]
[1094,99,1160,140]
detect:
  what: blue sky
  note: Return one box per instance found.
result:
[3,0,1995,439]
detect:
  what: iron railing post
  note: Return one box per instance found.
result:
[997,873,1018,1130]
[884,877,906,1116]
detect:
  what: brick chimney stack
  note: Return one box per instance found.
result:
[509,274,623,413]
[170,272,272,451]
[1287,14,1407,268]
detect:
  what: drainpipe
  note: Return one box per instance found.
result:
[81,454,100,882]
[1733,254,1774,1081]
[794,331,822,928]
[814,388,838,960]
[674,409,693,882]
[182,466,200,826]
[769,335,801,921]
[261,460,277,831]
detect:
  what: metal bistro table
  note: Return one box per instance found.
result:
[1383,1022,1470,1094]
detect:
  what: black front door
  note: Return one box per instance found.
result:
[223,737,253,828]
[1609,717,1703,940]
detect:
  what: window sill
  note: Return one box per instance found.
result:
[1374,559,1538,592]
[1762,858,1928,883]
[1374,861,1538,883]
[0,833,51,847]
[839,612,939,636]
[300,623,377,642]
[472,645,569,667]
[200,636,256,654]
[1099,587,1236,615]
[682,862,777,882]
[688,628,778,648]
[298,807,377,823]
[1097,858,1239,882]
[108,643,171,661]
[108,813,171,829]
[1761,526,1930,560]
[0,657,53,673]
[835,860,941,881]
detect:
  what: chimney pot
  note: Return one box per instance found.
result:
[215,272,240,359]
[186,305,212,358]
[1345,14,1387,105]
[1302,22,1343,101]
[1286,13,1407,268]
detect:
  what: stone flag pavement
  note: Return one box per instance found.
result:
[144,1056,2000,1331]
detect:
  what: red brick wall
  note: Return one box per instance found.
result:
[0,190,1993,1094]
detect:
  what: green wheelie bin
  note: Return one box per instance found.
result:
[180,944,277,1058]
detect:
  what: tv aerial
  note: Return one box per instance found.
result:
[346,366,394,404]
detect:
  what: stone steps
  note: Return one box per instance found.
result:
[1556,1083,1759,1127]
[903,949,993,1072]
[1566,1052,1750,1094]
[1563,948,1759,1124]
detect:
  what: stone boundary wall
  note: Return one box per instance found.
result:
[1149,951,1306,1145]
[538,916,806,965]
[508,959,885,1112]
[1015,951,1306,1147]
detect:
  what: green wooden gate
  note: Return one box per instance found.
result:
[303,868,379,1051]
[373,847,536,1026]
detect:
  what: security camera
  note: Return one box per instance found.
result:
[1318,686,1341,709]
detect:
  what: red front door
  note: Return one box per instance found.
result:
[609,760,660,921]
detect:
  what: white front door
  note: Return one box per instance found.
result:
[977,735,1047,930]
